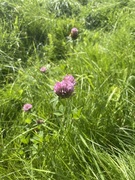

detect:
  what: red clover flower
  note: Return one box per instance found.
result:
[71,28,78,39]
[54,75,76,98]
[40,66,47,73]
[23,103,32,112]
[63,74,76,85]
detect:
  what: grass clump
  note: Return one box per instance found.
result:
[0,0,135,179]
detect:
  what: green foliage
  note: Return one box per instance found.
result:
[0,0,135,179]
[46,0,80,17]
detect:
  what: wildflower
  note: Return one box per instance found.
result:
[63,74,76,85]
[36,119,44,124]
[54,80,75,98]
[71,27,78,39]
[40,66,47,73]
[22,103,32,112]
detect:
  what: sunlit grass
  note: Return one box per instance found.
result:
[0,0,135,179]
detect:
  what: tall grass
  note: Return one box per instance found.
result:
[0,0,135,179]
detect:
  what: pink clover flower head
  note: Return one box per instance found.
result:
[71,27,78,39]
[40,66,47,73]
[23,103,32,112]
[63,74,76,85]
[54,80,75,98]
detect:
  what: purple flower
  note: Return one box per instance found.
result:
[54,80,75,98]
[63,75,76,85]
[23,103,32,112]
[40,66,47,73]
[71,28,78,39]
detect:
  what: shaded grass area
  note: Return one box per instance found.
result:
[0,0,135,179]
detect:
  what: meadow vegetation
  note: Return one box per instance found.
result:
[0,0,135,179]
